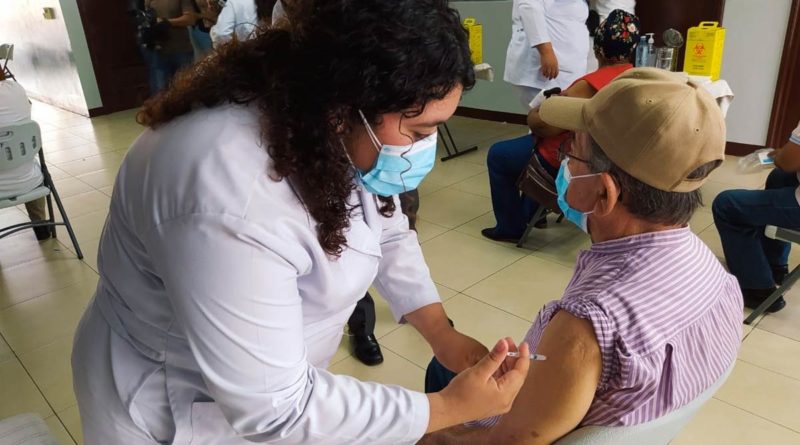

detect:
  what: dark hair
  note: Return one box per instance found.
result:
[137,0,474,256]
[255,0,278,21]
[587,139,721,225]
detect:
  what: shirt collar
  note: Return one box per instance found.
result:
[589,226,692,254]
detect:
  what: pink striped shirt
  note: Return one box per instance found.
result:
[480,227,743,427]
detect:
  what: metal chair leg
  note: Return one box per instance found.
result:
[744,265,800,325]
[48,182,83,259]
[517,207,547,248]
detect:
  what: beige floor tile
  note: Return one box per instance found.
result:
[699,181,735,210]
[97,185,114,197]
[52,177,95,199]
[45,143,106,165]
[0,236,73,271]
[44,416,77,445]
[688,209,715,235]
[55,210,108,247]
[329,348,425,392]
[696,224,725,263]
[76,237,100,272]
[57,405,83,445]
[673,398,800,445]
[757,307,800,343]
[54,151,125,177]
[0,256,98,309]
[0,276,98,353]
[380,325,432,369]
[41,133,92,153]
[463,255,573,322]
[363,288,405,340]
[417,176,449,197]
[424,158,487,189]
[0,335,13,363]
[46,165,70,180]
[19,336,77,412]
[444,294,532,349]
[450,171,491,198]
[421,231,527,291]
[529,230,591,268]
[0,207,29,230]
[414,218,448,243]
[0,359,54,419]
[417,188,492,229]
[60,191,111,219]
[715,360,800,431]
[75,168,118,190]
[738,328,800,380]
[707,155,771,189]
[453,211,580,250]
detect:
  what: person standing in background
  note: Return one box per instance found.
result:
[188,0,221,59]
[504,0,590,110]
[586,0,636,71]
[141,0,197,94]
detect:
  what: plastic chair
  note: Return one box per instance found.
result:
[555,363,734,445]
[0,413,59,445]
[0,44,15,80]
[743,225,800,324]
[0,120,83,258]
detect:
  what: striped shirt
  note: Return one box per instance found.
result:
[477,227,743,428]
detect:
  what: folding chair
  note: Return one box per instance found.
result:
[0,120,83,258]
[743,225,800,324]
[515,151,564,248]
[0,44,15,80]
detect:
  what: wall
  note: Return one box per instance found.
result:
[452,1,523,115]
[721,0,793,146]
[0,0,101,116]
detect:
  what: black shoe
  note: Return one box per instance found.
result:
[742,287,786,313]
[481,228,519,243]
[350,334,384,366]
[32,225,51,241]
[771,265,790,286]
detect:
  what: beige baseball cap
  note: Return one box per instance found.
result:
[539,68,725,192]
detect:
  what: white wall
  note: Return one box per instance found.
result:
[721,0,792,146]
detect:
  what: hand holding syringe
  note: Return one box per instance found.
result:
[507,351,547,361]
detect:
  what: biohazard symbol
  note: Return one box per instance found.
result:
[693,43,705,56]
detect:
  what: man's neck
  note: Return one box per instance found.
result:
[587,210,683,243]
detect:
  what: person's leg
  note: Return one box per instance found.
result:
[140,48,161,95]
[424,357,458,393]
[712,170,800,312]
[163,52,194,88]
[347,293,383,365]
[188,26,213,60]
[761,169,800,282]
[24,197,50,240]
[483,134,538,240]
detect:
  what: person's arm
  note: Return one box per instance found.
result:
[427,310,603,445]
[165,0,199,27]
[771,122,800,173]
[518,0,558,79]
[374,195,488,373]
[210,0,237,45]
[528,80,596,137]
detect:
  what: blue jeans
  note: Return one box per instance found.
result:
[188,25,213,60]
[487,134,557,237]
[141,49,194,95]
[712,168,800,289]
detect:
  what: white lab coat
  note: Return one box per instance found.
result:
[504,0,590,91]
[0,80,41,199]
[589,0,636,22]
[210,0,259,46]
[71,104,439,444]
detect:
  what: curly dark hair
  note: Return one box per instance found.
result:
[137,0,474,256]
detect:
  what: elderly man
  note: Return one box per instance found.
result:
[423,68,743,445]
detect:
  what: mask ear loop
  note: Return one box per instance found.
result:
[358,110,383,152]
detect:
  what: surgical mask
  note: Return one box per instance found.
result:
[555,158,600,233]
[343,110,438,197]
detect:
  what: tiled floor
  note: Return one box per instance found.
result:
[0,101,798,444]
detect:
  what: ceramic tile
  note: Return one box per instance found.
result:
[0,359,54,419]
[424,158,487,188]
[329,348,425,392]
[707,155,770,189]
[75,168,117,189]
[54,151,125,177]
[450,171,491,198]
[0,236,73,271]
[421,231,527,291]
[738,328,800,380]
[414,218,448,243]
[52,177,95,199]
[55,209,108,247]
[60,191,111,219]
[756,285,800,341]
[97,185,114,197]
[19,336,77,412]
[528,230,592,268]
[688,209,715,234]
[699,181,734,211]
[0,335,13,363]
[45,143,106,165]
[0,256,98,309]
[57,405,83,445]
[44,416,77,445]
[416,188,492,229]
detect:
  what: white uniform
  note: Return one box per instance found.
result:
[210,0,259,46]
[0,80,41,199]
[71,104,438,444]
[504,0,589,108]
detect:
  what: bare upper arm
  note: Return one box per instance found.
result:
[529,81,596,137]
[483,310,603,445]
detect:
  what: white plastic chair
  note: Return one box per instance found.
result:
[0,44,14,80]
[743,225,800,324]
[0,120,83,258]
[0,413,58,445]
[555,363,734,445]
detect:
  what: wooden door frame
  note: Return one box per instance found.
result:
[767,0,800,148]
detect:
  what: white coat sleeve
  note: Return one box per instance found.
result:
[519,0,551,48]
[373,196,441,321]
[143,213,430,444]
[210,0,236,46]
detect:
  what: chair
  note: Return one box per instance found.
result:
[0,44,15,80]
[516,151,564,247]
[0,413,59,445]
[555,363,734,445]
[743,225,800,325]
[0,120,83,258]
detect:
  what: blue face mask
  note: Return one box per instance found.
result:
[555,158,600,233]
[344,111,438,197]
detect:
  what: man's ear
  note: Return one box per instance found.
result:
[593,172,619,217]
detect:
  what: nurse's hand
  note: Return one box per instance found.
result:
[537,42,559,80]
[426,339,530,433]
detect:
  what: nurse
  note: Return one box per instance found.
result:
[71,1,530,444]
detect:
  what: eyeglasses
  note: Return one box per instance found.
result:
[557,134,590,165]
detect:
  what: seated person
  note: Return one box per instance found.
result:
[482,9,639,242]
[713,120,800,313]
[0,71,50,241]
[424,69,743,445]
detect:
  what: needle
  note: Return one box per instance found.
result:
[507,352,547,361]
